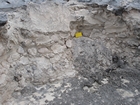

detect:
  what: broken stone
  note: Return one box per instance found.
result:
[19,57,29,65]
[28,48,37,56]
[50,54,62,63]
[51,44,66,54]
[1,61,10,69]
[7,52,20,62]
[35,57,51,70]
[66,39,72,48]
[38,48,50,54]
[51,35,60,42]
[18,46,24,54]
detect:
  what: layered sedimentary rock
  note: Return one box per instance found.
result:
[0,1,140,105]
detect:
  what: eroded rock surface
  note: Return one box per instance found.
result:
[0,1,140,105]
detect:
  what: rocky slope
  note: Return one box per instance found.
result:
[0,1,140,105]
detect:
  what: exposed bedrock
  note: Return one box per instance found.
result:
[1,0,140,10]
[0,1,139,104]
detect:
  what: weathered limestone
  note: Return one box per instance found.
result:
[0,1,139,105]
[28,3,72,32]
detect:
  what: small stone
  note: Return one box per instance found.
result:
[70,29,76,37]
[35,57,51,70]
[18,46,24,54]
[19,57,29,65]
[38,48,50,54]
[51,35,59,42]
[0,74,6,84]
[66,39,72,48]
[60,33,70,39]
[51,44,66,54]
[28,48,37,56]
[138,46,140,50]
[50,54,62,63]
[1,61,9,69]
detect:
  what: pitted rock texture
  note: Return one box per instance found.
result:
[0,1,140,105]
[1,0,140,10]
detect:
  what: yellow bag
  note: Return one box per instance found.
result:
[75,32,82,38]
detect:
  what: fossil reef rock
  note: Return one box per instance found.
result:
[0,0,140,105]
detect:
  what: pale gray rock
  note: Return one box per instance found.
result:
[0,43,5,56]
[19,57,29,65]
[0,74,6,85]
[66,39,72,48]
[18,46,24,54]
[38,48,50,54]
[28,48,37,56]
[51,44,66,54]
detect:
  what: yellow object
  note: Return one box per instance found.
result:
[75,32,82,38]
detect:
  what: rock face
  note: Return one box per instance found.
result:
[1,0,140,10]
[0,1,140,105]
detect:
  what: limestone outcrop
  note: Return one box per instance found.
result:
[0,1,139,105]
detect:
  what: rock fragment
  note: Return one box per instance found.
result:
[28,48,37,56]
[51,44,66,54]
[66,39,72,48]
